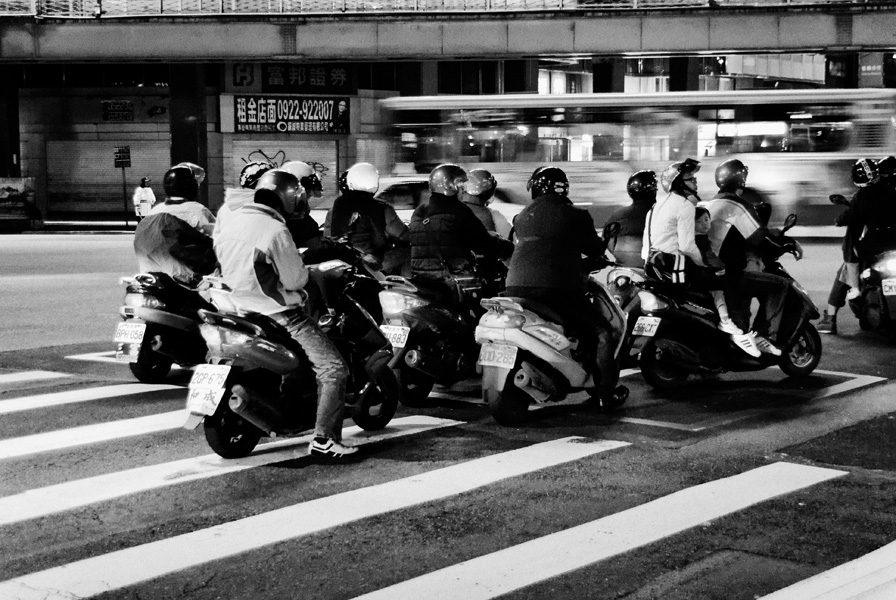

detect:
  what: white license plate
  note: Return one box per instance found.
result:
[883,278,896,296]
[187,364,232,416]
[632,316,662,337]
[380,324,410,348]
[186,387,228,416]
[478,343,518,368]
[113,321,146,344]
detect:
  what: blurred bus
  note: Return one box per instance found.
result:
[379,89,896,227]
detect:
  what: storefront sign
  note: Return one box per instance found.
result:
[261,64,356,95]
[234,95,350,134]
[102,100,134,122]
[114,146,131,168]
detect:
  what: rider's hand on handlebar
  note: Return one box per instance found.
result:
[791,239,804,261]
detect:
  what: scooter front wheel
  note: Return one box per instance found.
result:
[203,392,263,459]
[129,346,173,384]
[779,323,822,377]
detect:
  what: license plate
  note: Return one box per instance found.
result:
[632,316,661,337]
[187,364,232,416]
[380,324,410,348]
[113,321,146,344]
[478,343,518,368]
[186,387,228,416]
[883,279,896,296]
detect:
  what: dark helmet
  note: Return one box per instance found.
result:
[660,158,701,196]
[465,169,497,201]
[239,161,274,190]
[429,163,468,196]
[163,166,198,200]
[527,166,569,199]
[852,158,879,188]
[255,169,302,216]
[337,170,349,194]
[139,177,150,187]
[715,158,749,192]
[626,170,657,202]
[877,156,896,179]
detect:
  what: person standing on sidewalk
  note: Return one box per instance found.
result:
[132,177,156,222]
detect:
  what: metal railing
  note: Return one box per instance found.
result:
[0,0,882,18]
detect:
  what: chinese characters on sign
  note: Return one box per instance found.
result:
[114,146,131,168]
[262,64,356,95]
[234,95,350,134]
[102,100,134,122]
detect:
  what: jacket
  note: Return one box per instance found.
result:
[324,190,408,260]
[848,182,896,261]
[606,199,654,268]
[506,193,606,291]
[133,212,216,287]
[213,203,309,316]
[213,188,255,238]
[642,193,705,267]
[702,191,768,271]
[408,192,512,280]
[150,198,216,236]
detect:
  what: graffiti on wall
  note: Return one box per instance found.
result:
[237,149,330,189]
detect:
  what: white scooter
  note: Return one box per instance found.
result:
[474,223,629,426]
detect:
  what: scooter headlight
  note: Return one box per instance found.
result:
[123,293,166,309]
[378,290,429,315]
[638,290,669,312]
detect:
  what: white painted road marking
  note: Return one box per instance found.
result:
[0,371,71,384]
[0,416,462,526]
[352,462,847,600]
[0,437,630,600]
[759,538,896,600]
[0,410,186,460]
[65,350,192,369]
[0,383,181,415]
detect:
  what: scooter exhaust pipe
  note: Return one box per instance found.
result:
[228,384,287,436]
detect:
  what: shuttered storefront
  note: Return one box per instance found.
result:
[228,140,339,197]
[46,140,172,214]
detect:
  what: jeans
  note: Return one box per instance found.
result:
[734,270,790,340]
[271,308,348,441]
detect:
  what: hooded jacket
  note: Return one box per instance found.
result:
[324,190,408,260]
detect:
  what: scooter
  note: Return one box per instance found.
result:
[473,223,628,426]
[632,214,821,390]
[606,263,646,369]
[113,272,213,383]
[183,255,400,459]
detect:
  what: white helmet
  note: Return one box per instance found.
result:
[280,161,322,198]
[346,162,379,194]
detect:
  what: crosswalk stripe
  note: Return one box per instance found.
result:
[351,462,848,600]
[758,538,896,600]
[0,371,72,384]
[0,437,630,600]
[0,410,186,460]
[0,383,181,415]
[0,416,462,526]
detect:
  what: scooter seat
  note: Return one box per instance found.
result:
[642,279,714,310]
[506,297,571,329]
[198,310,299,351]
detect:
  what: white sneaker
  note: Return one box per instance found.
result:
[731,332,761,358]
[846,288,861,301]
[717,317,743,335]
[309,437,358,458]
[753,334,783,357]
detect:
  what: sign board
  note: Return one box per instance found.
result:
[261,64,356,95]
[233,95,350,134]
[114,146,131,168]
[102,100,134,122]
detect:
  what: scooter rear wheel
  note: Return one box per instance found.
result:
[639,338,689,391]
[352,379,399,431]
[203,397,263,459]
[485,370,531,426]
[129,347,173,384]
[396,368,435,407]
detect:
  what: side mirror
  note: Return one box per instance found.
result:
[783,213,797,232]
[602,221,622,241]
[829,194,849,206]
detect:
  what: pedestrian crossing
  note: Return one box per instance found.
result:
[0,368,891,600]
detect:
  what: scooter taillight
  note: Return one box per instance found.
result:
[123,293,166,309]
[478,310,526,329]
[199,324,252,354]
[378,290,428,317]
[638,290,669,312]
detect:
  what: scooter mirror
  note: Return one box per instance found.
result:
[783,213,797,231]
[829,194,849,206]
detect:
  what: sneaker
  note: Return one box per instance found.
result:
[717,317,744,335]
[308,437,358,458]
[731,332,761,358]
[846,288,861,301]
[817,311,837,335]
[753,334,783,357]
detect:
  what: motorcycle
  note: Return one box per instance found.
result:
[473,223,629,426]
[113,272,213,383]
[183,249,400,459]
[605,263,647,369]
[632,214,822,390]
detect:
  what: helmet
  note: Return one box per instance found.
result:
[852,158,879,188]
[429,163,468,196]
[281,161,323,198]
[255,169,302,216]
[464,169,497,201]
[626,170,657,201]
[239,161,274,190]
[877,156,896,179]
[173,162,205,186]
[714,158,749,192]
[346,162,379,194]
[337,170,349,194]
[139,177,150,187]
[163,166,199,200]
[527,166,569,199]
[660,158,701,195]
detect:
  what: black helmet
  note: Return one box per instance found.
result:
[239,161,274,190]
[163,166,198,200]
[527,166,569,199]
[337,170,349,194]
[429,163,468,196]
[852,158,879,188]
[877,156,896,179]
[715,158,749,192]
[660,158,700,196]
[626,170,657,202]
[139,177,150,187]
[255,169,302,216]
[465,168,497,202]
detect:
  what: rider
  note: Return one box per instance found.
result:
[847,157,896,266]
[606,169,657,268]
[461,169,498,232]
[324,162,409,271]
[505,166,627,408]
[213,169,355,459]
[278,161,324,249]
[212,161,276,237]
[149,165,216,236]
[408,163,513,307]
[700,158,791,356]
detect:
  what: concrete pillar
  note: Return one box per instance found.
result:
[0,66,20,178]
[592,58,625,93]
[825,53,859,88]
[420,61,439,95]
[669,56,700,92]
[169,63,209,206]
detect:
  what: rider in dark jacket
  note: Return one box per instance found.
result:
[848,156,896,262]
[606,170,657,267]
[505,166,627,408]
